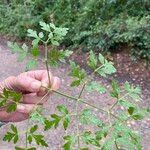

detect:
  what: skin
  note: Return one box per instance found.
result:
[0,70,60,122]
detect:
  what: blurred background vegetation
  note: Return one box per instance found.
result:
[0,0,150,60]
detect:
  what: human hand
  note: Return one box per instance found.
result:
[0,70,60,122]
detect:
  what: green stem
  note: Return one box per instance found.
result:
[76,82,87,149]
[25,118,30,149]
[110,99,119,111]
[41,86,122,122]
[45,43,51,87]
[109,93,129,111]
[94,64,104,73]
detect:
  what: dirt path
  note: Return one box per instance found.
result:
[0,40,149,150]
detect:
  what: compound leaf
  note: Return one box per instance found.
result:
[88,50,97,69]
[86,81,107,94]
[63,135,76,150]
[39,21,51,32]
[33,134,48,147]
[80,109,103,127]
[81,131,100,147]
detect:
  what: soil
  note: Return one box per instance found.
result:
[0,38,149,150]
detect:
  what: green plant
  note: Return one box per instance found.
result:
[0,0,149,60]
[0,22,149,150]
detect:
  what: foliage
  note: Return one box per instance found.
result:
[0,0,150,60]
[0,22,149,150]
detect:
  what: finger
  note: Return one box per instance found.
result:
[22,93,50,104]
[16,103,38,114]
[27,70,53,84]
[0,76,16,92]
[0,109,28,122]
[37,76,60,96]
[51,76,61,91]
[15,75,42,93]
[27,70,53,96]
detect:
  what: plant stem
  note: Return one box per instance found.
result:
[25,118,30,149]
[31,90,50,113]
[109,99,119,111]
[45,43,51,87]
[41,86,120,117]
[109,93,129,111]
[76,82,87,149]
[76,99,80,149]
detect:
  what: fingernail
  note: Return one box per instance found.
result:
[31,82,41,91]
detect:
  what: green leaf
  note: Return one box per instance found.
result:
[7,42,20,53]
[27,29,39,39]
[51,40,59,46]
[9,90,22,102]
[70,80,81,87]
[63,135,76,150]
[110,80,120,99]
[3,124,18,144]
[101,139,114,150]
[58,50,73,63]
[31,47,39,57]
[98,53,105,64]
[70,61,86,87]
[49,49,58,67]
[124,81,141,101]
[128,107,135,115]
[80,109,103,127]
[51,114,61,128]
[63,115,70,130]
[13,135,19,144]
[30,111,45,124]
[30,125,38,133]
[38,32,44,38]
[0,89,22,111]
[48,32,53,39]
[81,131,100,147]
[8,42,28,62]
[27,135,33,144]
[62,50,73,57]
[44,119,54,131]
[111,122,143,149]
[32,39,40,47]
[0,99,7,107]
[132,108,149,120]
[97,61,116,77]
[96,125,111,140]
[11,124,18,133]
[86,81,107,94]
[26,60,37,71]
[33,134,48,147]
[53,27,68,37]
[88,50,97,69]
[119,99,135,108]
[7,103,17,112]
[39,21,51,32]
[50,23,56,29]
[16,43,28,62]
[3,88,9,98]
[57,105,69,114]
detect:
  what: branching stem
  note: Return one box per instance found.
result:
[41,86,122,121]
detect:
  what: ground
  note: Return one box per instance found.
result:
[0,38,149,150]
